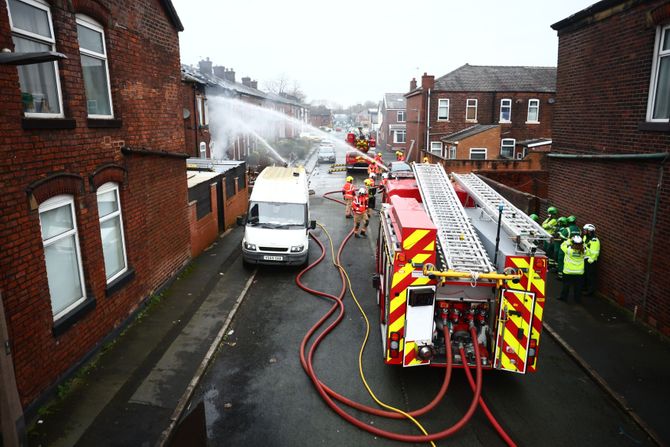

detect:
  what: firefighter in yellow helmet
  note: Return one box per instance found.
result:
[342,176,355,218]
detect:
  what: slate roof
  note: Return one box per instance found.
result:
[434,64,556,93]
[441,124,499,143]
[384,93,406,109]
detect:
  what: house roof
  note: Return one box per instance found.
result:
[517,138,552,147]
[441,124,499,143]
[434,64,556,93]
[181,65,268,100]
[551,0,635,31]
[160,0,184,32]
[384,93,406,109]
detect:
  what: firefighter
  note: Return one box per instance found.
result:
[582,223,600,296]
[542,206,558,258]
[396,151,405,161]
[352,187,369,238]
[423,156,429,163]
[342,176,355,218]
[559,235,585,303]
[374,152,384,166]
[364,175,377,218]
[554,217,569,278]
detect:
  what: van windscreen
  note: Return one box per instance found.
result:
[247,202,306,228]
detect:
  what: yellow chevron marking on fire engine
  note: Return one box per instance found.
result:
[511,258,545,295]
[411,277,431,286]
[422,240,435,252]
[390,291,405,315]
[403,229,429,250]
[514,291,534,315]
[500,352,518,371]
[412,252,430,265]
[503,330,527,361]
[392,268,413,288]
[389,314,405,334]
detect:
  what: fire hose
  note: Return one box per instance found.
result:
[292,189,517,445]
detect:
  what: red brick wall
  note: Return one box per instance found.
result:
[189,184,218,257]
[0,0,190,407]
[223,178,249,230]
[451,127,501,159]
[551,0,670,334]
[405,92,425,161]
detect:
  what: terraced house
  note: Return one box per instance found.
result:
[0,0,189,433]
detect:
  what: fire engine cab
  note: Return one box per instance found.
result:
[374,163,551,374]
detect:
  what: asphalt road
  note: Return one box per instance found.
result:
[188,139,653,446]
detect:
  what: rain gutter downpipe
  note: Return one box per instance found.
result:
[426,88,431,161]
[548,151,669,316]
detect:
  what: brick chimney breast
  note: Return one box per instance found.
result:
[410,78,417,91]
[250,80,258,89]
[241,76,251,87]
[198,57,213,76]
[225,69,235,83]
[421,72,434,90]
[213,65,227,78]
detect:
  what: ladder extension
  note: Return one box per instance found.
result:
[412,163,494,273]
[451,173,552,252]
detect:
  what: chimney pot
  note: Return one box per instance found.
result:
[241,76,251,87]
[198,58,213,76]
[410,78,417,91]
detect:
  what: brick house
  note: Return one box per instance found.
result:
[0,0,190,420]
[182,68,212,158]
[551,0,670,334]
[378,93,407,154]
[405,66,556,162]
[310,105,332,128]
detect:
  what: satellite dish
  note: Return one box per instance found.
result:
[183,108,191,119]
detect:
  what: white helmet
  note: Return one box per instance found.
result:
[571,235,583,244]
[357,187,366,195]
[583,223,595,232]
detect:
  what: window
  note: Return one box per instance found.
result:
[8,0,63,116]
[39,195,86,319]
[449,146,457,159]
[527,99,540,123]
[466,99,478,121]
[203,98,209,125]
[397,110,406,122]
[97,183,128,283]
[199,142,207,158]
[393,130,406,143]
[469,148,487,160]
[500,139,516,158]
[430,141,443,155]
[76,15,113,117]
[437,99,449,120]
[197,96,203,126]
[647,25,670,122]
[500,99,512,122]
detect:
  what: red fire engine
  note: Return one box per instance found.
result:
[374,163,551,373]
[345,127,376,173]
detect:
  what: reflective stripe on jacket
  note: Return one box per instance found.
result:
[561,240,585,275]
[542,217,557,235]
[342,182,355,199]
[352,195,368,214]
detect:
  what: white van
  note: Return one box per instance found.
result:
[242,166,315,266]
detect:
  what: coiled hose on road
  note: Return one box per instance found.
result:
[292,189,517,445]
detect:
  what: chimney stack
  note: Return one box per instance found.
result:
[250,80,258,89]
[198,57,213,76]
[410,78,417,91]
[213,65,226,79]
[421,72,434,90]
[224,68,235,83]
[241,77,251,87]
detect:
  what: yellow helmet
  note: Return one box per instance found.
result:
[377,152,382,156]
[396,151,401,155]
[346,176,353,182]
[364,178,372,186]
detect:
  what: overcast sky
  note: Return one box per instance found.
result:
[172,0,596,107]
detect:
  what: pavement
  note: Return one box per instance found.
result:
[24,163,670,446]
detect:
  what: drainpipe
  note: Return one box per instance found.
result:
[548,152,669,315]
[193,86,199,157]
[425,88,431,160]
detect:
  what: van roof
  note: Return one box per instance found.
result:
[250,166,308,204]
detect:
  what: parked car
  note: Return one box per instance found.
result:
[386,161,414,179]
[317,146,336,163]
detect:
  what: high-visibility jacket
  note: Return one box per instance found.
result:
[342,182,355,199]
[368,163,379,175]
[561,240,585,275]
[585,236,600,263]
[374,155,383,165]
[352,194,368,214]
[397,154,405,161]
[542,217,558,235]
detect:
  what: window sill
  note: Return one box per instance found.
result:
[436,119,450,122]
[52,297,96,338]
[499,120,511,124]
[638,121,670,132]
[105,267,136,297]
[22,117,76,130]
[525,121,540,125]
[88,118,123,128]
[465,119,478,123]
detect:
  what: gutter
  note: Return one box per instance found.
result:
[547,152,669,161]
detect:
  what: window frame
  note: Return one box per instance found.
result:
[393,129,406,144]
[449,146,457,159]
[97,182,128,284]
[39,194,87,319]
[466,98,478,121]
[76,14,114,119]
[499,98,512,122]
[8,0,64,118]
[500,138,516,158]
[196,95,204,127]
[430,141,443,156]
[527,99,540,123]
[396,110,406,123]
[469,148,487,160]
[646,24,670,122]
[437,98,449,121]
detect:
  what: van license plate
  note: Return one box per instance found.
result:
[263,255,283,261]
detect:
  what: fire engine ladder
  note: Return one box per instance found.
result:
[451,172,552,253]
[412,163,494,274]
